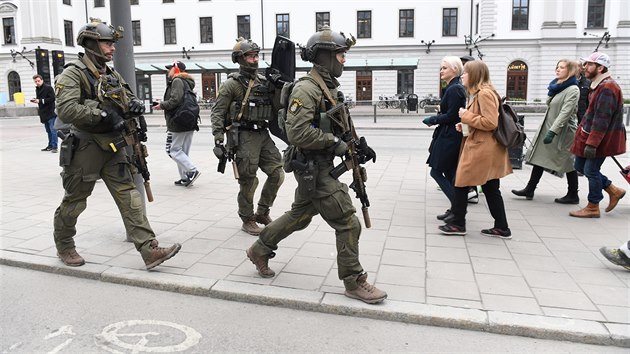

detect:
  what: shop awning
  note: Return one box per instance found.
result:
[134,57,418,74]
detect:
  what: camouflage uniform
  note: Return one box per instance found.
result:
[210,71,284,226]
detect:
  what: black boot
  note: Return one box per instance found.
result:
[512,184,536,200]
[555,192,579,204]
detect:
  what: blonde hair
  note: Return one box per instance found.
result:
[462,60,496,95]
[441,56,464,76]
[556,59,580,83]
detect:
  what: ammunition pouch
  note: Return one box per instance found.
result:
[226,122,240,150]
[282,145,297,173]
[293,158,316,192]
[59,133,78,167]
[247,97,274,121]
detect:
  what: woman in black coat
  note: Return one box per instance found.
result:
[423,56,467,220]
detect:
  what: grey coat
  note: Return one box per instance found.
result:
[525,85,579,173]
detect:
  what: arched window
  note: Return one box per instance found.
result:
[506,60,528,101]
[8,71,21,101]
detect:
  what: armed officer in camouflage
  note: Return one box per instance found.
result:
[53,18,181,269]
[211,38,285,236]
[246,26,387,304]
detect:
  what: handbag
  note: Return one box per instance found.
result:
[492,91,526,148]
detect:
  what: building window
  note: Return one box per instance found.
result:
[8,71,21,101]
[130,0,139,5]
[357,11,371,39]
[3,18,15,44]
[276,14,289,38]
[94,0,105,7]
[200,17,213,43]
[512,0,529,30]
[63,0,71,5]
[163,19,176,44]
[587,0,605,28]
[64,20,74,46]
[399,9,414,37]
[237,15,250,39]
[132,20,141,45]
[442,8,458,36]
[316,12,329,31]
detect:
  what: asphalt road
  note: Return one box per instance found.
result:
[1,265,626,353]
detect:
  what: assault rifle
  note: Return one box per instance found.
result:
[328,98,373,228]
[99,75,154,202]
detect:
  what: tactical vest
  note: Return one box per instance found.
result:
[228,72,274,123]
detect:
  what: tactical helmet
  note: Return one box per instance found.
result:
[231,37,260,64]
[77,18,123,47]
[300,25,355,63]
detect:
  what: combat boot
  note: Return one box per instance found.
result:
[604,184,626,212]
[57,249,85,267]
[255,211,273,225]
[246,247,276,278]
[242,216,263,236]
[143,240,182,270]
[569,202,600,218]
[344,273,388,304]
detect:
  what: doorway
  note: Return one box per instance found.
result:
[202,72,216,100]
[356,70,372,105]
[8,71,21,101]
[506,60,528,101]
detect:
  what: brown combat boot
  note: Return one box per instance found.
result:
[344,273,388,304]
[569,202,600,218]
[242,216,263,236]
[143,240,182,270]
[246,247,275,278]
[255,211,273,225]
[57,249,85,267]
[604,184,626,212]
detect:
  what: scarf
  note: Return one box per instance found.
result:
[547,76,578,97]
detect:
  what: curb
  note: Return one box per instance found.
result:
[1,250,627,348]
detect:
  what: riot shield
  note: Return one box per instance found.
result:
[268,35,295,83]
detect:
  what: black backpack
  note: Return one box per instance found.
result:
[172,80,201,131]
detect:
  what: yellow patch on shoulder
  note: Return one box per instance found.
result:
[289,98,303,115]
[55,84,64,96]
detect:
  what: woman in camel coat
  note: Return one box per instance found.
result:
[439,60,513,238]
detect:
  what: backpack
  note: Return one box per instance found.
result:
[492,92,526,148]
[277,81,294,136]
[172,80,201,131]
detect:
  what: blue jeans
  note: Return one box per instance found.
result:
[430,167,455,203]
[574,156,610,204]
[44,116,58,149]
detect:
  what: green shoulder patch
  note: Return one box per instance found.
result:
[289,98,303,115]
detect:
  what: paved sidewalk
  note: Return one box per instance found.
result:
[1,115,629,347]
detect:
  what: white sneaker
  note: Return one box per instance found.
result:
[468,187,479,204]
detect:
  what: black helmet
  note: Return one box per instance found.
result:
[231,37,260,64]
[300,25,355,63]
[77,17,123,47]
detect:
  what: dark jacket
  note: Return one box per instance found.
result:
[35,83,56,123]
[576,75,591,123]
[570,73,626,158]
[425,77,466,171]
[161,72,196,132]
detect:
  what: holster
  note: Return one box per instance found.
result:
[59,133,78,167]
[290,152,316,192]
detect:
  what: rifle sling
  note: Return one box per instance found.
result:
[235,79,255,123]
[309,69,356,139]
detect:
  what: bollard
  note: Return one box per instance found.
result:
[373,104,377,123]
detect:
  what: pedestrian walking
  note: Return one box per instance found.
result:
[53,18,181,269]
[210,38,284,236]
[512,59,581,204]
[153,61,201,187]
[245,26,386,304]
[439,60,513,238]
[31,74,58,153]
[569,52,626,218]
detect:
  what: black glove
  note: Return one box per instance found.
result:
[543,131,556,144]
[100,109,125,132]
[584,145,597,159]
[213,144,227,160]
[265,68,284,88]
[340,131,353,143]
[128,99,145,115]
[333,138,348,156]
[356,136,377,164]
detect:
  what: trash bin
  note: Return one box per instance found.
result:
[13,92,25,105]
[406,94,418,113]
[508,114,526,169]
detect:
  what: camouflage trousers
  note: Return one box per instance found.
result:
[53,136,155,258]
[235,129,284,220]
[250,159,364,290]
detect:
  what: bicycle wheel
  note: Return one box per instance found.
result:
[418,99,427,109]
[377,101,387,109]
[391,100,400,109]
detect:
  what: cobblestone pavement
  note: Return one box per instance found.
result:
[1,114,629,347]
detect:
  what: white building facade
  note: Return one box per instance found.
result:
[1,0,629,105]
